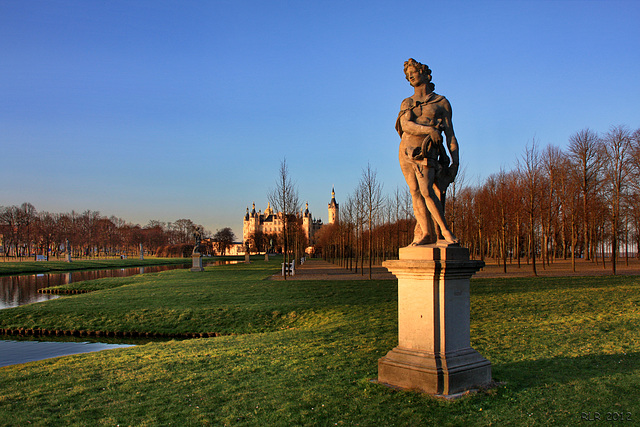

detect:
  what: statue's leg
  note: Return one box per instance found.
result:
[417,168,458,244]
[432,180,450,240]
[409,187,434,244]
[400,158,435,245]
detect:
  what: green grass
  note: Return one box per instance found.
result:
[1,261,639,425]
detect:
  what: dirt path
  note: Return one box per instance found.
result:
[270,257,640,281]
[269,258,395,281]
[475,257,640,278]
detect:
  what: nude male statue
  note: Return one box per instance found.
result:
[396,58,459,245]
[193,227,202,254]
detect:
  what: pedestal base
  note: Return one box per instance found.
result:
[378,346,491,395]
[379,244,490,397]
[191,253,204,272]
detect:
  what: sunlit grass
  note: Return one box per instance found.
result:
[1,262,639,425]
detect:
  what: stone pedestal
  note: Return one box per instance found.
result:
[378,244,490,396]
[245,253,251,264]
[139,243,144,260]
[265,253,269,262]
[66,252,72,263]
[191,253,204,272]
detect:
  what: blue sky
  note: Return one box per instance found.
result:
[2,0,639,239]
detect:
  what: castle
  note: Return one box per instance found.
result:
[243,188,339,246]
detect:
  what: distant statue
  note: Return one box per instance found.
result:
[396,58,459,246]
[65,238,72,262]
[192,227,202,254]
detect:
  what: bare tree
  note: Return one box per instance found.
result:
[567,129,603,260]
[630,129,640,189]
[213,227,236,255]
[0,206,21,259]
[172,219,196,244]
[35,212,57,260]
[359,163,384,279]
[555,155,579,270]
[268,158,301,278]
[341,193,357,271]
[518,139,542,275]
[446,166,466,237]
[495,169,513,272]
[20,203,37,257]
[353,185,366,275]
[602,125,633,274]
[541,145,563,266]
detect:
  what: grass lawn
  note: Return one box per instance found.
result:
[1,261,639,425]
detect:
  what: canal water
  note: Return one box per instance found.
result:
[0,260,238,367]
[0,340,135,368]
[0,260,238,310]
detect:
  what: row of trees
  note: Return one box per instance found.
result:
[314,163,398,279]
[455,126,640,275]
[5,125,637,271]
[314,125,640,276]
[0,205,236,260]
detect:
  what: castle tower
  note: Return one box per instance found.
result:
[328,187,339,224]
[243,207,251,243]
[243,203,260,244]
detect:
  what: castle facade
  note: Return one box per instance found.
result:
[243,189,339,246]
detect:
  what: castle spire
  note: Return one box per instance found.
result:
[328,187,339,224]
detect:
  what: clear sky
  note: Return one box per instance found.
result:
[2,0,639,239]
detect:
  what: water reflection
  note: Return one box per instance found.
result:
[0,274,62,309]
[0,260,238,310]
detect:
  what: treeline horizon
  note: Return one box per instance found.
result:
[314,125,640,276]
[3,124,639,273]
[0,206,228,259]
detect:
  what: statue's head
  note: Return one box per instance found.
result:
[404,58,435,92]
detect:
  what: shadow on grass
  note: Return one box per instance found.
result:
[493,351,639,391]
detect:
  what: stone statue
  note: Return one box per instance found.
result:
[396,58,459,245]
[65,238,72,262]
[192,227,202,254]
